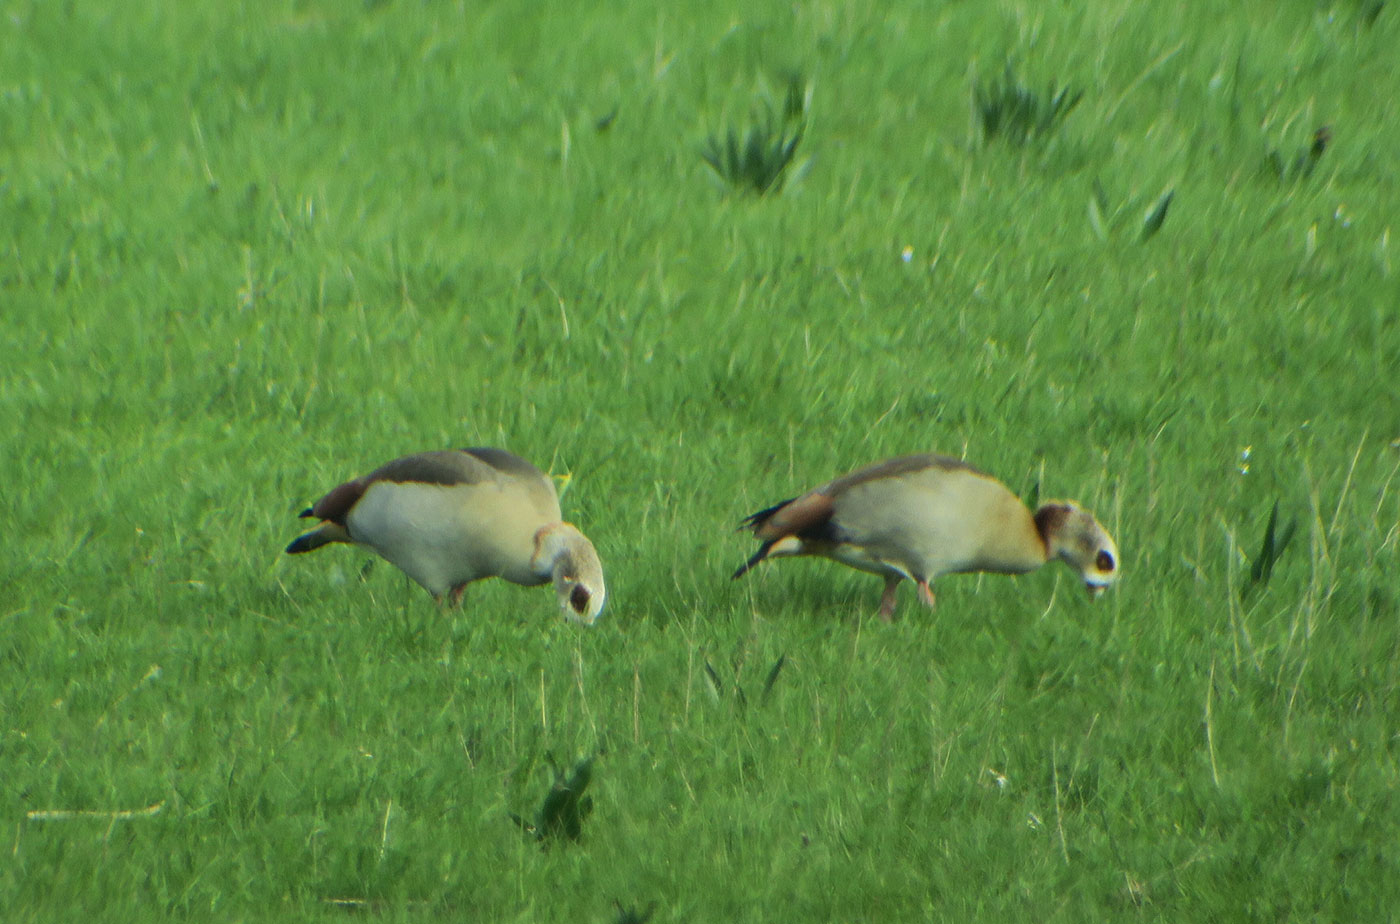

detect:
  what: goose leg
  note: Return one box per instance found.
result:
[916,579,936,610]
[448,582,469,608]
[878,574,902,622]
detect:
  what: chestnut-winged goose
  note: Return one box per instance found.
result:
[287,448,605,624]
[733,453,1118,620]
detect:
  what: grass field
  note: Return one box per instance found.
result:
[4,0,1399,920]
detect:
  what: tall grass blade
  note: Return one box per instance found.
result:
[760,653,787,703]
[1088,178,1110,239]
[1299,125,1331,178]
[1092,178,1110,215]
[703,660,724,701]
[1087,195,1107,240]
[1243,500,1297,597]
[782,72,808,122]
[1141,189,1174,241]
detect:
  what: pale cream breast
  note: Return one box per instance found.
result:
[961,486,1046,575]
[347,478,560,594]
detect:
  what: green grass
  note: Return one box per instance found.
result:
[3,0,1400,920]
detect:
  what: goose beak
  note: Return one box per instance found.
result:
[1085,582,1107,599]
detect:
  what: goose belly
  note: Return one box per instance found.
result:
[347,482,496,596]
[828,543,914,580]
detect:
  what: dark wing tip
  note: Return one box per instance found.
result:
[285,533,318,555]
[297,507,315,519]
[732,541,775,580]
[737,497,797,532]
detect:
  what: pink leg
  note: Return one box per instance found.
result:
[916,579,936,610]
[448,582,468,608]
[878,574,901,622]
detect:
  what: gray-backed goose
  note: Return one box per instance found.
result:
[287,448,605,624]
[734,453,1118,620]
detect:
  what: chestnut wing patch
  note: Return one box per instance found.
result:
[305,478,370,525]
[733,491,840,580]
[758,492,838,541]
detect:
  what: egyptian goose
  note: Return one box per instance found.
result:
[733,453,1118,620]
[286,448,606,624]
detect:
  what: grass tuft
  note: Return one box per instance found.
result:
[759,653,786,703]
[1141,188,1175,241]
[510,755,595,844]
[613,900,657,924]
[973,62,1083,146]
[1265,126,1332,183]
[701,75,809,196]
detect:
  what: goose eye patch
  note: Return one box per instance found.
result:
[1096,550,1116,573]
[570,584,591,613]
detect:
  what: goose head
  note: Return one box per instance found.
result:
[1034,501,1120,597]
[535,522,607,625]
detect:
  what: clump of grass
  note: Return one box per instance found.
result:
[973,62,1083,146]
[612,900,657,924]
[1085,179,1175,242]
[701,75,809,196]
[1265,126,1331,182]
[509,755,595,844]
[1355,0,1385,28]
[703,654,787,713]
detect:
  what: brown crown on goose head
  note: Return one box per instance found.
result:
[733,453,1119,620]
[285,448,606,624]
